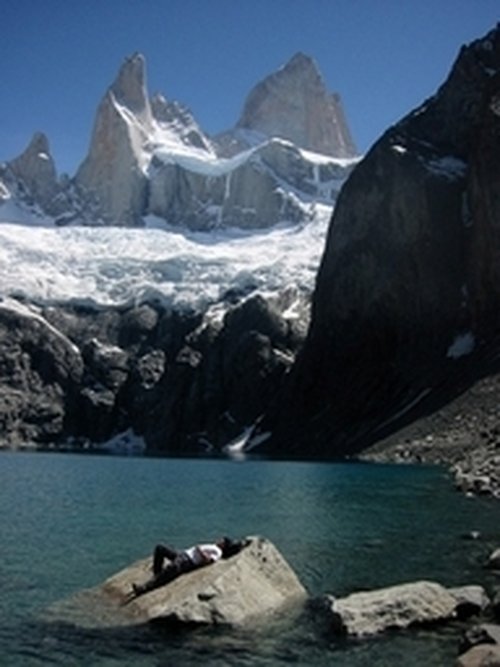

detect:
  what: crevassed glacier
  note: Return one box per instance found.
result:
[0,205,332,310]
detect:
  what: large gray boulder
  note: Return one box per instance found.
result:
[323,581,458,637]
[51,537,307,629]
[457,644,500,667]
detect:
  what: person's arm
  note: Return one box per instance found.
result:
[196,544,223,564]
[192,546,213,564]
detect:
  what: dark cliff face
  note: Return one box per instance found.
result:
[266,25,500,456]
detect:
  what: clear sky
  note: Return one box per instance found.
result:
[1,0,498,175]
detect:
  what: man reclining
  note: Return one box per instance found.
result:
[132,536,246,597]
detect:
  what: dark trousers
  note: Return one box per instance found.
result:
[153,544,180,576]
[137,544,194,595]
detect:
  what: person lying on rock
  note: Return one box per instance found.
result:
[132,536,246,597]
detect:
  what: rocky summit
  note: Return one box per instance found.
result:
[0,52,357,230]
[261,24,500,458]
[235,52,356,158]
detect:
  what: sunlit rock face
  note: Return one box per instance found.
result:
[264,25,500,457]
[75,53,152,226]
[8,51,356,231]
[233,52,357,159]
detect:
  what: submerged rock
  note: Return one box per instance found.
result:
[51,536,307,629]
[322,581,458,637]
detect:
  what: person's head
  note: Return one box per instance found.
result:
[217,536,244,558]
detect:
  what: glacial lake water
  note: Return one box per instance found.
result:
[2,451,500,666]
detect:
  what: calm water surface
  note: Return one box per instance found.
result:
[2,451,500,666]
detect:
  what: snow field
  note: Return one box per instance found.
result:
[0,206,332,310]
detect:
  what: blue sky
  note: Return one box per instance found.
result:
[1,0,498,174]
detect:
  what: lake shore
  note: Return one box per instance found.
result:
[362,371,500,498]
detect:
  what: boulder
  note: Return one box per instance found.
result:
[449,585,491,619]
[52,536,307,629]
[323,581,458,637]
[462,623,500,652]
[488,549,500,570]
[457,644,500,667]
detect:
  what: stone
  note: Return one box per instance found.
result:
[51,536,307,629]
[457,644,500,667]
[324,581,458,637]
[448,585,491,619]
[462,623,500,653]
[488,549,500,569]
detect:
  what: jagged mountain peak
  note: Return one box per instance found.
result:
[7,131,58,209]
[279,51,322,78]
[22,131,52,158]
[110,51,150,116]
[235,53,357,157]
[151,93,213,152]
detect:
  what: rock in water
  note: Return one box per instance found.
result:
[49,537,307,629]
[457,644,500,667]
[323,581,458,637]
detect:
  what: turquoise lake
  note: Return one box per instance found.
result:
[2,451,500,666]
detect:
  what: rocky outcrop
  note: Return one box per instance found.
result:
[459,624,500,666]
[50,536,307,629]
[148,137,351,230]
[322,581,459,637]
[7,133,58,210]
[0,290,307,452]
[151,93,213,152]
[0,133,80,223]
[262,25,500,458]
[0,299,83,446]
[218,52,357,159]
[457,644,500,667]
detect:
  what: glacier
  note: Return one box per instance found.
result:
[0,205,333,310]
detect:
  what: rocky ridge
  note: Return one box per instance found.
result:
[0,52,357,230]
[259,24,500,462]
